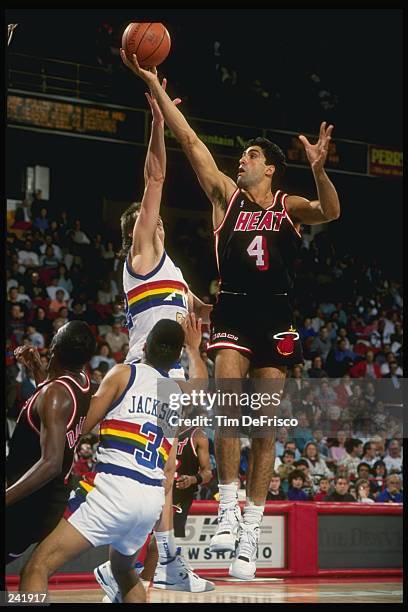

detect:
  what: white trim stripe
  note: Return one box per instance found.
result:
[59,372,90,392]
[281,193,302,238]
[190,427,199,457]
[213,188,240,235]
[207,341,253,354]
[53,380,77,429]
[26,392,41,435]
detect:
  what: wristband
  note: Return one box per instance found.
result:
[195,473,203,485]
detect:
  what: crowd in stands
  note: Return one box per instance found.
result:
[6,191,403,503]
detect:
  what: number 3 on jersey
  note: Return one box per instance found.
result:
[247,235,269,270]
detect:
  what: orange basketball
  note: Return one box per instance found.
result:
[122,22,171,68]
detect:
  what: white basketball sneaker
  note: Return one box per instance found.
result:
[153,547,215,592]
[94,560,145,603]
[210,504,242,552]
[229,523,260,580]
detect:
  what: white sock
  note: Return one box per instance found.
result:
[218,482,239,509]
[243,502,264,526]
[155,529,177,560]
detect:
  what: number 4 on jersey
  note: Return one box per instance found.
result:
[247,235,269,270]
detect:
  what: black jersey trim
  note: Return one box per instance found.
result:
[126,250,166,280]
[213,188,240,235]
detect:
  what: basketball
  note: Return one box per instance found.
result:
[122,22,171,68]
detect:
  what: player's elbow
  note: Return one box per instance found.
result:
[43,458,63,479]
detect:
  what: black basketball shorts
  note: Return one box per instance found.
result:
[207,292,303,369]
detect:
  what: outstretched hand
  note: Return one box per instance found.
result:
[14,345,44,372]
[120,48,159,85]
[299,121,334,173]
[145,76,181,122]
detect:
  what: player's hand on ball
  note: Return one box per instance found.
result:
[182,313,202,353]
[298,121,334,173]
[120,48,158,84]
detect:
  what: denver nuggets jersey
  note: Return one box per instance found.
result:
[214,188,301,297]
[96,363,181,484]
[123,251,189,363]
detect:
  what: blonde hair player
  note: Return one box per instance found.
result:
[92,73,214,599]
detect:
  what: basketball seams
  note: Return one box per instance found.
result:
[135,22,153,57]
[139,26,167,64]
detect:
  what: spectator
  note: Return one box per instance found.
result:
[33,207,49,233]
[295,388,320,425]
[31,306,53,337]
[314,477,330,501]
[310,326,332,363]
[90,368,104,386]
[90,342,117,371]
[383,439,403,474]
[337,438,364,480]
[292,412,313,452]
[350,349,382,379]
[303,442,333,481]
[69,302,87,322]
[275,427,289,458]
[335,374,354,408]
[17,240,40,269]
[72,219,91,245]
[324,476,356,502]
[25,271,47,300]
[49,289,68,314]
[284,441,301,461]
[46,278,69,302]
[6,304,26,344]
[56,264,74,295]
[363,381,377,409]
[293,459,314,497]
[311,309,325,334]
[355,479,375,503]
[70,440,96,486]
[361,441,378,467]
[287,470,310,501]
[40,245,60,270]
[266,473,287,500]
[371,460,387,493]
[286,365,306,400]
[380,351,402,376]
[97,279,116,306]
[105,323,129,354]
[308,355,328,378]
[26,325,45,349]
[110,302,127,327]
[277,449,296,484]
[312,428,329,458]
[299,317,316,342]
[375,474,403,503]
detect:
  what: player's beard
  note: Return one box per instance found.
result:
[237,169,261,190]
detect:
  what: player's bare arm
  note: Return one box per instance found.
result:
[176,430,212,490]
[6,384,72,506]
[120,50,236,228]
[14,345,47,385]
[82,364,131,435]
[286,122,340,226]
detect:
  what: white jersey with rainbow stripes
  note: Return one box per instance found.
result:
[123,251,189,364]
[95,363,181,484]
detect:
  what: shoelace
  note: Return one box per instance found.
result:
[237,526,259,561]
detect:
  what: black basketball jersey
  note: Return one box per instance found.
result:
[173,427,200,500]
[6,373,92,497]
[214,188,301,297]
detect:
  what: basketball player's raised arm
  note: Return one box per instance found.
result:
[195,432,213,485]
[285,122,340,225]
[120,50,237,228]
[83,364,130,435]
[6,385,72,506]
